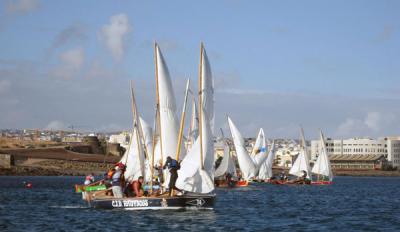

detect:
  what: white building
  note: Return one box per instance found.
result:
[108,132,130,149]
[311,137,400,167]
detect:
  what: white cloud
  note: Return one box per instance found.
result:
[5,0,40,14]
[1,58,400,138]
[45,120,66,130]
[60,47,84,70]
[51,47,85,79]
[335,112,398,137]
[100,13,131,61]
[336,118,366,137]
[364,112,381,131]
[0,79,11,94]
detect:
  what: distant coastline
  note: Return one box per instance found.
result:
[1,163,400,177]
[1,143,399,177]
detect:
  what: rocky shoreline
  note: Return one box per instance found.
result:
[0,160,115,176]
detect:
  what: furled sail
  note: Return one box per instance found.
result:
[215,143,237,177]
[155,44,185,162]
[258,141,276,180]
[175,107,214,193]
[289,128,312,179]
[175,44,215,194]
[227,117,256,180]
[312,130,333,181]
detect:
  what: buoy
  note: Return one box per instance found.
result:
[25,182,32,188]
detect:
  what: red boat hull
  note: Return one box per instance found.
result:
[235,180,248,187]
[311,181,333,185]
[214,179,249,188]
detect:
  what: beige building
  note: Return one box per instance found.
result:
[311,137,400,168]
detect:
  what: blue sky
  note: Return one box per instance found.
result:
[0,0,399,139]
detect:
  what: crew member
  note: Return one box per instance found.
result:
[163,156,182,196]
[84,173,95,185]
[132,176,145,197]
[302,170,307,179]
[112,163,125,198]
[279,171,287,181]
[225,172,235,188]
[299,170,308,184]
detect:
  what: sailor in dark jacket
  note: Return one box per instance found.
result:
[163,156,182,196]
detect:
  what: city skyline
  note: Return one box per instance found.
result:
[1,0,399,139]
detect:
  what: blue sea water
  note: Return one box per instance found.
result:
[0,176,399,231]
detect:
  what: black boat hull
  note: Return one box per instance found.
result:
[88,194,215,210]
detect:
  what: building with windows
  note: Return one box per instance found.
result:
[311,137,400,168]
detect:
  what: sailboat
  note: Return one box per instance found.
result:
[214,135,244,187]
[287,127,312,181]
[227,117,256,186]
[251,128,269,178]
[311,130,333,185]
[250,128,267,169]
[270,127,312,185]
[175,42,215,196]
[75,82,146,195]
[257,140,276,182]
[84,43,215,210]
[215,143,237,179]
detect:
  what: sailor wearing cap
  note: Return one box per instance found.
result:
[112,163,126,198]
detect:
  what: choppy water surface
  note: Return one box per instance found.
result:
[0,176,399,231]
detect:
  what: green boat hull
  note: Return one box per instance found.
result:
[75,184,107,193]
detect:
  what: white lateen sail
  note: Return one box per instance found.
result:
[140,117,153,158]
[312,130,333,181]
[155,44,184,162]
[120,127,145,181]
[258,141,276,180]
[139,117,153,182]
[252,128,268,170]
[227,117,256,180]
[199,46,214,133]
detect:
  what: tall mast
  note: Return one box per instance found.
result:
[131,81,149,159]
[149,107,159,193]
[175,79,190,160]
[154,43,164,164]
[149,42,164,191]
[123,85,138,166]
[198,42,204,169]
[129,81,144,177]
